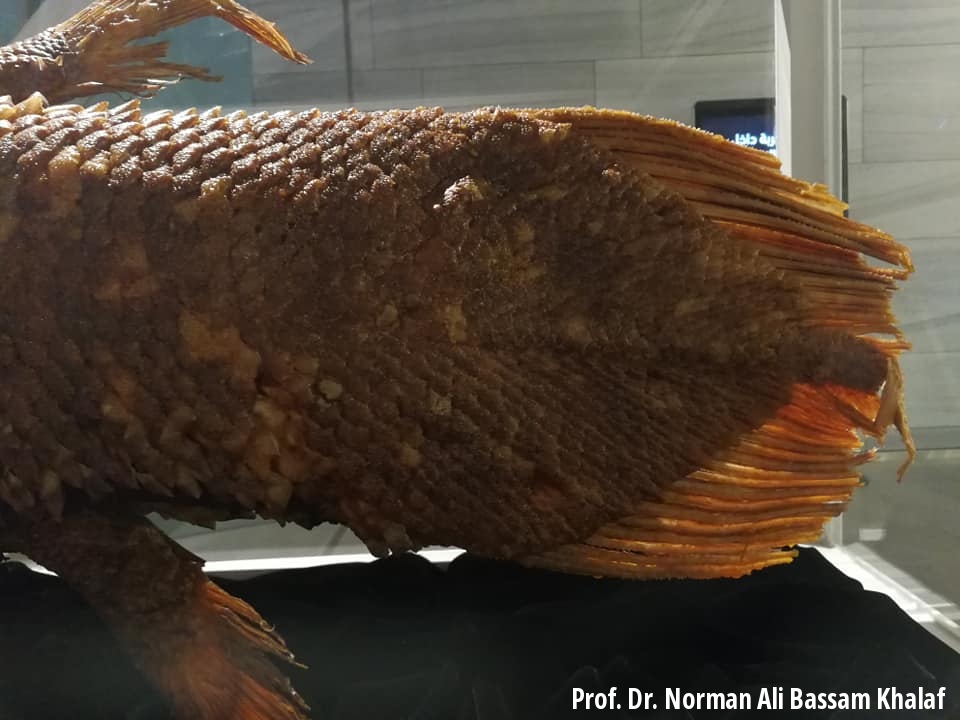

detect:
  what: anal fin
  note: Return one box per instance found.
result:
[6,511,308,720]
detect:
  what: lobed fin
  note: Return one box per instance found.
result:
[530,108,911,269]
[168,580,310,720]
[64,0,311,97]
[546,110,910,275]
[7,511,308,720]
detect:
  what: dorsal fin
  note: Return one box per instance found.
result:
[0,0,310,104]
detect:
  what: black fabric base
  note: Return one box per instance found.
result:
[1,548,958,719]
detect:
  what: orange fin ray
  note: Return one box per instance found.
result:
[522,379,908,580]
[169,580,310,720]
[526,110,914,349]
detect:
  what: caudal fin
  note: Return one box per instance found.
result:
[520,108,915,579]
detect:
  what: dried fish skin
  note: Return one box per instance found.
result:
[0,98,911,569]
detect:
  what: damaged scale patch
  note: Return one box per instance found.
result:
[178,311,261,388]
[187,325,333,515]
[441,302,469,343]
[94,241,159,301]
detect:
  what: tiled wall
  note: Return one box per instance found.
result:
[247,0,775,125]
[0,2,32,45]
[842,0,960,437]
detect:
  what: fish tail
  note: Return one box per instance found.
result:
[519,108,916,579]
[0,0,309,104]
[6,511,308,720]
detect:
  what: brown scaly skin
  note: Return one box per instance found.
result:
[0,102,895,555]
[0,1,915,719]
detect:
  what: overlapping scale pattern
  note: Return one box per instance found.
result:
[0,95,911,576]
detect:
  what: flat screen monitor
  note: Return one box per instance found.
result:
[694,96,849,206]
[694,98,777,156]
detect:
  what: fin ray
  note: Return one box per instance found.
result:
[522,380,898,579]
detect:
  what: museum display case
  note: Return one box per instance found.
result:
[0,1,957,718]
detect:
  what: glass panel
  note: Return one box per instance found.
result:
[3,5,958,715]
[246,0,777,130]
[5,0,779,128]
[0,3,27,46]
[840,0,960,617]
[141,18,254,110]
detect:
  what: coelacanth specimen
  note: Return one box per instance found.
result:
[0,1,914,718]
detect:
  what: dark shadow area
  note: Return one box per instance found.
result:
[0,548,957,719]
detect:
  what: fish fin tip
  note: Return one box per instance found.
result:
[16,0,309,103]
[15,513,308,720]
[211,0,312,65]
[886,359,916,482]
[145,578,311,719]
